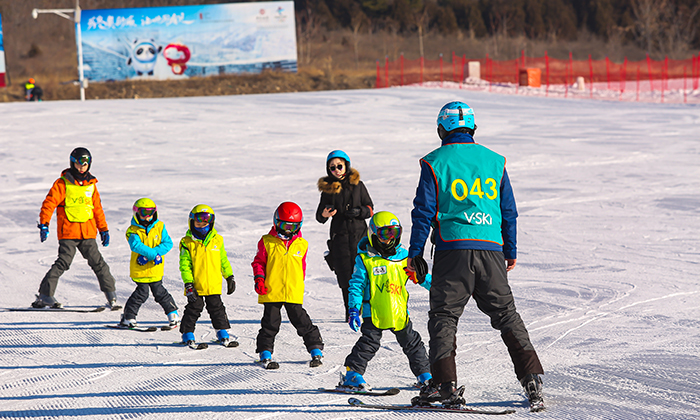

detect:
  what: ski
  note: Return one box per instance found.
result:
[256,359,279,370]
[160,324,177,331]
[348,397,516,415]
[6,306,107,313]
[319,387,400,396]
[105,324,158,332]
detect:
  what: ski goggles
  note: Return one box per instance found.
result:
[192,212,214,223]
[70,155,91,165]
[329,164,344,172]
[375,225,402,241]
[135,207,156,218]
[276,220,301,233]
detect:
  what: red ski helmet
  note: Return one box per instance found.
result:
[273,202,303,236]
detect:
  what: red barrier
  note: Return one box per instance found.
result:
[376,52,699,91]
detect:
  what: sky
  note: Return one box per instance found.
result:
[0,85,698,419]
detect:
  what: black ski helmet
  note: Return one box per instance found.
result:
[69,147,92,172]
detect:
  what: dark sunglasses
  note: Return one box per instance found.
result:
[329,164,344,172]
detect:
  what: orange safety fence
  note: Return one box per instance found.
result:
[376,51,700,100]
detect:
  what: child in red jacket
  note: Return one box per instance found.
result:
[251,202,324,369]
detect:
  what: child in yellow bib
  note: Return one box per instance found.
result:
[338,211,432,391]
[179,204,237,347]
[120,198,178,329]
[251,202,324,369]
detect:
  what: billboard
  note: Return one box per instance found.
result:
[79,2,296,82]
[1,14,6,88]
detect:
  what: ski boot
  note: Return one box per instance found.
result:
[309,348,323,367]
[31,294,62,309]
[521,373,545,412]
[414,372,433,388]
[105,291,121,311]
[182,332,196,347]
[439,382,466,408]
[216,329,239,347]
[167,311,179,328]
[120,315,137,328]
[258,350,279,369]
[339,368,372,391]
[411,378,441,406]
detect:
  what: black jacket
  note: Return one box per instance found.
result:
[315,168,374,278]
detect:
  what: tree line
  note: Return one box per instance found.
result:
[295,0,700,56]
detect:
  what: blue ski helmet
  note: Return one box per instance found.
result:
[326,150,351,178]
[437,101,475,132]
[326,150,351,168]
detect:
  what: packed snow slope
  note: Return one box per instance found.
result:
[0,88,698,419]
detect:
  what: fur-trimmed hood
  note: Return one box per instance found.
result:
[317,168,360,194]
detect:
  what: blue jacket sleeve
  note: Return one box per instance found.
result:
[152,224,174,257]
[348,254,369,312]
[500,169,518,259]
[409,159,438,258]
[127,233,158,260]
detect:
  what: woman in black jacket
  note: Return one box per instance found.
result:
[316,150,374,319]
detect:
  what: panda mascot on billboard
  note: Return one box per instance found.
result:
[126,39,162,76]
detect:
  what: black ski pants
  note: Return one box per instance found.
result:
[39,238,115,297]
[123,281,178,320]
[428,249,544,384]
[180,294,230,334]
[256,302,324,354]
[344,317,430,378]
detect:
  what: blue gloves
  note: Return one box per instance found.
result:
[348,308,362,332]
[38,223,49,242]
[137,254,162,266]
[100,231,110,247]
[185,283,198,304]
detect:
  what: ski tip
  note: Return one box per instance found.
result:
[95,307,107,312]
[386,388,400,395]
[348,397,363,406]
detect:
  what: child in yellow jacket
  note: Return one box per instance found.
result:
[121,198,178,329]
[179,204,237,347]
[251,202,324,369]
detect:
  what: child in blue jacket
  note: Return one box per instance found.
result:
[338,211,432,391]
[120,198,178,328]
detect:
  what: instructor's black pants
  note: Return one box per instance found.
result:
[256,302,323,354]
[428,249,544,384]
[39,238,115,297]
[344,317,430,378]
[180,294,230,334]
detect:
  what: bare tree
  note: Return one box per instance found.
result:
[296,6,321,66]
[350,5,369,69]
[630,0,667,53]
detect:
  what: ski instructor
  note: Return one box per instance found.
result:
[407,101,545,410]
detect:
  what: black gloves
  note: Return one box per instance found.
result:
[412,255,429,284]
[185,283,198,304]
[226,275,236,295]
[344,207,361,219]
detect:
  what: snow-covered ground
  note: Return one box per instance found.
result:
[0,87,698,419]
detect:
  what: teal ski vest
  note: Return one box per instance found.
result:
[422,143,505,245]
